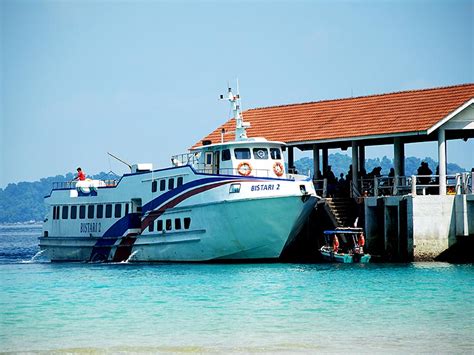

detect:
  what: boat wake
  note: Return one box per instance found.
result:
[121,250,139,264]
[21,250,46,263]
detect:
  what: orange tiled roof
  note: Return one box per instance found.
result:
[195,83,474,147]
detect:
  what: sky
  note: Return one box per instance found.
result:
[1,0,473,187]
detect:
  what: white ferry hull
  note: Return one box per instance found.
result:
[39,193,316,262]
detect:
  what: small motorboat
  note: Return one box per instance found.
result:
[320,227,371,263]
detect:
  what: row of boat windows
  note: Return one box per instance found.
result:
[218,147,282,161]
[148,217,191,232]
[151,176,184,193]
[52,203,128,220]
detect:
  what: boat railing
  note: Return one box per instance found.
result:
[171,152,200,166]
[194,167,291,179]
[52,179,119,190]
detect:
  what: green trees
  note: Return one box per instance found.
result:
[0,172,106,223]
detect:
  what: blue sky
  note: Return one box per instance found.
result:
[1,0,473,187]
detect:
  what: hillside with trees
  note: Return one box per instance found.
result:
[0,156,467,223]
[0,172,118,223]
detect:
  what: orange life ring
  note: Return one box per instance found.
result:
[237,162,252,176]
[333,236,339,252]
[358,233,365,247]
[273,162,284,177]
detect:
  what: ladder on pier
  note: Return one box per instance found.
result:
[323,197,361,228]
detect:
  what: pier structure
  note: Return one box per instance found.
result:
[198,84,474,261]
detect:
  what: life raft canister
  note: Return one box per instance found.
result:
[333,235,339,252]
[273,162,284,177]
[237,162,252,176]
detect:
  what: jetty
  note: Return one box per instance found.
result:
[198,84,474,261]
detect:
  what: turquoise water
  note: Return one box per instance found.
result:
[1,225,473,353]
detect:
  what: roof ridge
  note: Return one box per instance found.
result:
[246,82,474,112]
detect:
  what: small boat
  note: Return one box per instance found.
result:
[320,228,371,263]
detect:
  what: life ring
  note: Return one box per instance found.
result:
[358,233,365,247]
[273,162,284,177]
[237,162,252,176]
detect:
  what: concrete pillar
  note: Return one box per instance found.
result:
[351,141,359,193]
[358,144,365,174]
[288,146,294,171]
[438,129,447,195]
[322,148,329,174]
[312,144,320,179]
[394,137,405,178]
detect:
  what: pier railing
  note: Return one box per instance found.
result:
[313,171,474,198]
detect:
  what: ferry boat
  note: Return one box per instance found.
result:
[39,88,319,262]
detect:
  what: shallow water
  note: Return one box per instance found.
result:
[0,225,473,353]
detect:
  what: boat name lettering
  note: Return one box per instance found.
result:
[251,184,279,191]
[80,222,101,233]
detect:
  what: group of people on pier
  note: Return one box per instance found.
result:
[315,161,443,197]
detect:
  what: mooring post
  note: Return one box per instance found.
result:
[411,175,417,195]
[471,171,474,194]
[455,173,461,195]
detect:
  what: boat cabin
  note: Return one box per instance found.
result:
[188,138,286,178]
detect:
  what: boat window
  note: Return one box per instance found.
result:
[149,221,154,232]
[184,217,191,230]
[79,205,86,219]
[177,177,183,187]
[205,152,213,165]
[157,220,163,232]
[222,149,231,161]
[152,180,157,193]
[175,218,181,230]
[62,206,69,219]
[166,219,172,231]
[253,148,269,160]
[97,205,104,218]
[270,148,282,160]
[168,178,174,190]
[71,206,77,219]
[105,204,112,218]
[234,148,251,159]
[125,203,129,215]
[52,206,58,220]
[88,205,94,219]
[160,179,166,191]
[115,204,122,218]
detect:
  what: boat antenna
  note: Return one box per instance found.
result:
[219,81,250,141]
[107,152,132,171]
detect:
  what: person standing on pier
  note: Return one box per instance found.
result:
[417,162,432,185]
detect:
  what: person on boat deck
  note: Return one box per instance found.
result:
[73,167,86,181]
